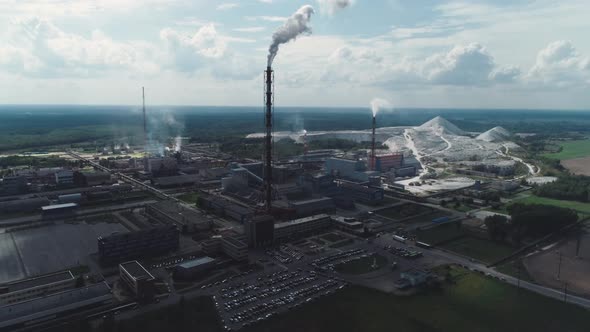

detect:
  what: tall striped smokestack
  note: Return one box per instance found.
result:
[371,115,376,171]
[264,66,274,213]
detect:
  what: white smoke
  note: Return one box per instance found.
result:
[267,5,315,66]
[174,136,182,152]
[317,0,354,15]
[370,98,392,117]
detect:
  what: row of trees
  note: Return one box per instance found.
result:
[534,175,590,202]
[485,203,578,245]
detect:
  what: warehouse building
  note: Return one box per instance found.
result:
[274,214,332,242]
[73,171,112,187]
[0,271,76,306]
[98,225,179,265]
[119,261,155,300]
[0,176,28,195]
[373,154,404,172]
[201,235,248,262]
[54,170,74,186]
[245,215,274,248]
[333,181,384,204]
[41,203,78,219]
[0,282,112,331]
[289,197,335,217]
[0,197,50,214]
[174,256,217,280]
[146,200,211,232]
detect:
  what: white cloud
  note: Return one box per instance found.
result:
[0,17,159,77]
[216,3,239,11]
[245,16,287,22]
[425,43,495,85]
[233,27,266,33]
[316,0,354,15]
[528,40,590,86]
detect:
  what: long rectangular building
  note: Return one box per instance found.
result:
[0,282,112,331]
[98,225,179,265]
[0,271,76,306]
[274,214,332,242]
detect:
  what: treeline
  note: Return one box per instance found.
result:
[485,204,578,245]
[0,155,70,168]
[534,175,590,202]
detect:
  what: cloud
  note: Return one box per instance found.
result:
[527,40,590,86]
[490,66,521,83]
[233,27,266,33]
[245,16,287,22]
[216,3,239,11]
[316,0,354,15]
[0,17,159,77]
[424,43,495,85]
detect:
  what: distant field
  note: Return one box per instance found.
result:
[242,266,590,332]
[544,139,590,160]
[177,192,200,205]
[561,157,590,176]
[416,223,465,245]
[488,194,590,217]
[440,236,515,263]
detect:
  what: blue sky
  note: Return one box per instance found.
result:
[0,0,589,109]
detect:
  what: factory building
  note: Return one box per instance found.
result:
[332,181,384,204]
[0,176,28,195]
[274,214,332,242]
[119,261,155,300]
[325,157,380,182]
[146,200,211,232]
[289,197,335,217]
[54,170,74,186]
[396,269,431,289]
[373,154,404,172]
[0,197,50,214]
[332,216,365,235]
[147,157,178,176]
[98,225,179,265]
[174,256,218,280]
[245,215,275,248]
[201,235,248,262]
[58,193,82,204]
[0,282,113,331]
[0,271,76,306]
[394,166,417,178]
[198,194,254,223]
[297,173,336,194]
[152,174,200,188]
[73,171,111,187]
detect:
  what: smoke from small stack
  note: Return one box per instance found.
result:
[267,5,315,67]
[317,0,354,15]
[370,98,392,117]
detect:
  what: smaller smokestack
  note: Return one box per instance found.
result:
[371,115,376,171]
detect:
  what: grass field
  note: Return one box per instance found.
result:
[242,266,590,332]
[177,192,200,205]
[495,260,533,282]
[441,236,515,263]
[543,139,590,160]
[416,223,465,245]
[488,194,590,217]
[334,254,387,275]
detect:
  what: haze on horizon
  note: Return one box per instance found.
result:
[0,0,589,110]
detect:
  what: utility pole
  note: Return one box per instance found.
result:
[556,251,562,280]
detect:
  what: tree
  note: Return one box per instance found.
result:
[484,215,510,242]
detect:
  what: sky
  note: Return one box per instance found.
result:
[0,0,589,109]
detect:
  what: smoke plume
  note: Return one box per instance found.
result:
[370,98,392,117]
[267,5,315,66]
[317,0,354,15]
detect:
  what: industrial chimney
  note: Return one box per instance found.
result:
[264,67,274,213]
[371,115,376,171]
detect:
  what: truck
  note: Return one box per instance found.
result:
[393,235,406,244]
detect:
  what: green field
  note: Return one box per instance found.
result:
[544,139,590,160]
[242,266,590,332]
[416,223,465,245]
[177,192,200,205]
[334,254,387,275]
[489,194,590,217]
[441,236,515,263]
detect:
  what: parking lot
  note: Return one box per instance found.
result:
[211,269,346,331]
